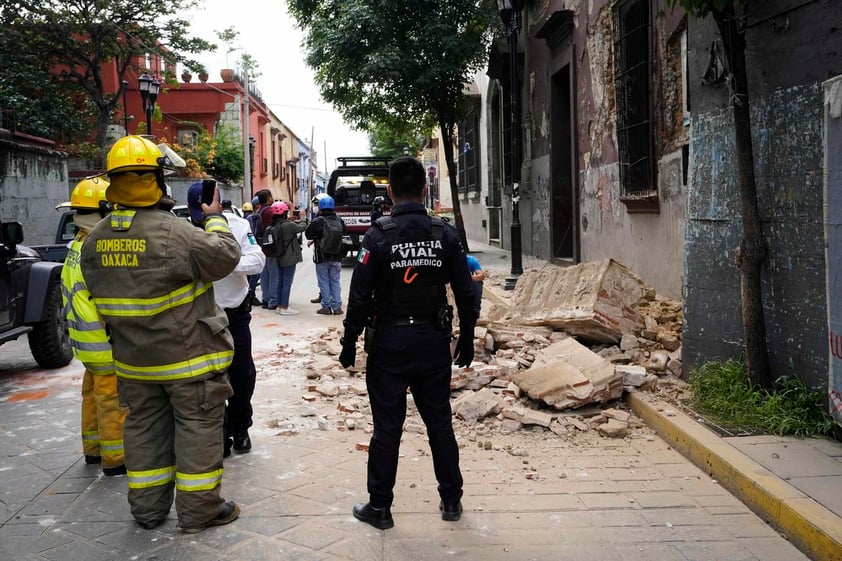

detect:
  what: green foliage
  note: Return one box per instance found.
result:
[215,26,240,68]
[0,15,95,141]
[287,0,498,132]
[368,119,430,160]
[174,124,244,184]
[2,0,216,147]
[689,358,835,437]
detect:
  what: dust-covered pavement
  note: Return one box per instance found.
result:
[0,244,808,561]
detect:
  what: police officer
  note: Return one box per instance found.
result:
[370,195,390,223]
[339,156,476,530]
[80,135,241,533]
[187,182,265,457]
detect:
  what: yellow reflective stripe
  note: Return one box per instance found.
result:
[110,210,136,231]
[85,363,115,374]
[71,340,112,353]
[93,281,212,317]
[175,469,223,492]
[114,350,234,381]
[82,431,99,443]
[100,439,123,453]
[204,215,231,234]
[127,466,175,489]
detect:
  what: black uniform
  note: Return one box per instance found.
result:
[344,201,477,509]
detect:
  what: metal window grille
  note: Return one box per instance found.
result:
[458,98,482,194]
[612,0,655,196]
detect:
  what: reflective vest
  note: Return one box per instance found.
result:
[80,208,240,382]
[62,235,113,373]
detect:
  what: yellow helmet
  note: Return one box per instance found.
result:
[70,177,110,209]
[106,135,164,176]
[242,202,253,212]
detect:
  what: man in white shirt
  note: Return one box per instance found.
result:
[188,183,265,456]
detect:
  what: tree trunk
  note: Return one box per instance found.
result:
[439,119,470,251]
[714,7,771,387]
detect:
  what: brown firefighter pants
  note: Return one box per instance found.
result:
[80,369,126,469]
[117,373,233,529]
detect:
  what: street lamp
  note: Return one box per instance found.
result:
[497,0,524,290]
[137,73,160,136]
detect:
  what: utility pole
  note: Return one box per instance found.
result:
[243,67,251,198]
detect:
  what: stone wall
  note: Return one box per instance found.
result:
[0,133,69,246]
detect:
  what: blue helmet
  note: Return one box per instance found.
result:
[318,195,335,210]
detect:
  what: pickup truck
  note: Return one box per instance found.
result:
[30,210,76,263]
[327,156,392,257]
[0,221,73,368]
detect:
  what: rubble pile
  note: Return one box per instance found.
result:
[287,258,685,442]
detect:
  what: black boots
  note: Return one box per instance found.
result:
[233,432,251,453]
[352,503,394,530]
[440,500,462,521]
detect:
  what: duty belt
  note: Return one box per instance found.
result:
[383,315,435,326]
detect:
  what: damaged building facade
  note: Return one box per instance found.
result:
[683,0,842,401]
[473,0,688,298]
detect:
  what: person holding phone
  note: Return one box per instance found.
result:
[188,181,265,457]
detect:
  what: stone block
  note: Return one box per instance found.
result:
[513,337,623,410]
[453,388,504,423]
[500,259,649,343]
[616,364,648,387]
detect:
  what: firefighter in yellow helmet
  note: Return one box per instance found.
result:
[78,135,241,533]
[61,177,126,476]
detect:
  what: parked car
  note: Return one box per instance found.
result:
[0,221,73,369]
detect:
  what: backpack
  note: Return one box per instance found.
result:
[318,215,344,255]
[261,222,291,257]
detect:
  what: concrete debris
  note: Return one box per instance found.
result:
[513,338,623,410]
[598,419,629,438]
[453,388,504,423]
[296,257,683,443]
[493,259,649,344]
[501,405,554,428]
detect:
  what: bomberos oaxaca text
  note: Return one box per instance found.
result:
[95,238,146,267]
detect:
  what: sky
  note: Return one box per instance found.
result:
[187,0,371,175]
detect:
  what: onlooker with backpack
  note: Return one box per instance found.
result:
[265,201,307,315]
[305,195,347,315]
[254,190,277,308]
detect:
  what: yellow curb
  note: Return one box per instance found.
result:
[627,393,842,561]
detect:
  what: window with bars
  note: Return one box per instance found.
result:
[458,97,482,194]
[612,0,656,200]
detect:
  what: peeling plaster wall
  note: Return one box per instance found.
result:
[686,87,827,387]
[0,137,68,245]
[520,0,686,296]
[579,151,685,298]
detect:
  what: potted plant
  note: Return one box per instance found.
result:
[197,64,209,83]
[181,69,192,83]
[216,26,239,83]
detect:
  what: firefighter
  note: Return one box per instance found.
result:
[79,135,241,533]
[61,177,126,476]
[340,156,477,529]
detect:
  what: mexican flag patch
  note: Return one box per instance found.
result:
[357,248,370,265]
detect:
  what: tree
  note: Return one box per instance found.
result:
[287,0,498,249]
[3,0,215,148]
[367,119,430,161]
[0,6,95,142]
[667,0,770,387]
[172,124,245,184]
